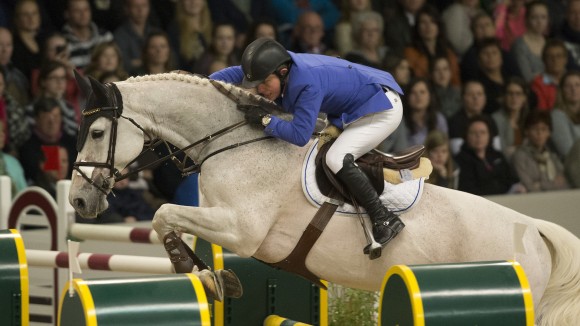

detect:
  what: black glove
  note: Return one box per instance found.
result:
[239,105,268,126]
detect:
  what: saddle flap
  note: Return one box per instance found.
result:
[315,140,384,202]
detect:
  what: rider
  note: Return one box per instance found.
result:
[209,38,405,248]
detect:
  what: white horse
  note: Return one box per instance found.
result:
[68,73,580,325]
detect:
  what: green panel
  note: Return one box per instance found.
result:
[0,230,24,326]
[195,239,323,326]
[410,261,527,326]
[381,274,413,326]
[59,292,87,325]
[84,275,205,326]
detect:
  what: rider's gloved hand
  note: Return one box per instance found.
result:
[240,105,268,126]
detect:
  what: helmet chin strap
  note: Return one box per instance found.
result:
[275,63,292,98]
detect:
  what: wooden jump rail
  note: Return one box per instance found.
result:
[26,249,173,274]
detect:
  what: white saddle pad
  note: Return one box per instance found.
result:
[302,139,425,215]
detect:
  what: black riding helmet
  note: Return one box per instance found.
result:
[241,38,292,88]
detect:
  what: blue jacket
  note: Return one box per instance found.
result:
[210,52,403,146]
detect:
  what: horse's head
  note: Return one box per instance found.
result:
[69,72,145,218]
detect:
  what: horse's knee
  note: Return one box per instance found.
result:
[152,204,172,233]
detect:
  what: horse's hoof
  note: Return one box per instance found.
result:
[216,269,243,298]
[198,269,223,302]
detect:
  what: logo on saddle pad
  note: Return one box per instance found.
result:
[302,139,429,215]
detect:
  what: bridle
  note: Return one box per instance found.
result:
[73,82,273,195]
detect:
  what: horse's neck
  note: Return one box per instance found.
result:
[118,79,248,150]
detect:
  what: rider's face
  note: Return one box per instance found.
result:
[257,74,281,101]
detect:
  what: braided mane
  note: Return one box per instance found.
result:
[125,72,282,112]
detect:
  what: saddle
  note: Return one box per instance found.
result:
[315,136,427,204]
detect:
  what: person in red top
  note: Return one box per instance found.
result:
[531,39,569,111]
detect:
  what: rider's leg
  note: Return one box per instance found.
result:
[335,154,405,245]
[326,88,405,246]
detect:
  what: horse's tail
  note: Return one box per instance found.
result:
[533,218,580,326]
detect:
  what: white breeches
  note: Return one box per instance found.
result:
[326,88,403,174]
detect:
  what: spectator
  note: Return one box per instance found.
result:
[424,130,458,189]
[87,0,125,33]
[531,39,568,111]
[289,11,332,55]
[11,0,43,80]
[98,71,123,83]
[492,77,530,160]
[0,66,29,155]
[460,12,521,82]
[34,60,79,137]
[132,31,175,76]
[83,41,128,81]
[494,0,527,51]
[510,0,549,82]
[512,111,569,191]
[404,5,461,87]
[106,167,156,222]
[270,0,339,49]
[61,0,113,69]
[35,145,69,197]
[551,70,580,158]
[382,0,426,56]
[31,32,81,114]
[0,27,29,107]
[194,23,239,76]
[383,54,412,89]
[558,0,580,70]
[455,116,524,195]
[243,18,278,50]
[402,78,448,146]
[546,0,566,38]
[448,79,500,154]
[334,0,373,56]
[113,0,161,73]
[167,0,212,72]
[206,0,271,49]
[376,122,409,153]
[430,55,461,119]
[344,11,390,68]
[441,0,482,57]
[0,122,27,195]
[565,138,580,187]
[475,37,510,115]
[18,97,76,186]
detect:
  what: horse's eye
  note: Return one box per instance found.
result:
[91,130,104,139]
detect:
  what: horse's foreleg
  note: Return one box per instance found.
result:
[151,203,263,257]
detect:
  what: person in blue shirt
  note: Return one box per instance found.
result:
[210,38,405,249]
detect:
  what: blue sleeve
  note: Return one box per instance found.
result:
[264,85,321,147]
[209,66,244,84]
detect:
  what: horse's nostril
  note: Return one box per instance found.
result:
[74,198,86,210]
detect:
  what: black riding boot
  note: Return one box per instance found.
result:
[335,154,405,246]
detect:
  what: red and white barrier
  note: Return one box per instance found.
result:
[70,223,161,244]
[26,249,173,274]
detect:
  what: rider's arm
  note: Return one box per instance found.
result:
[265,85,321,147]
[209,66,244,84]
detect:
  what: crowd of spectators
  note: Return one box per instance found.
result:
[1,0,580,221]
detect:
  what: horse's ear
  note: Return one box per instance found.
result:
[88,75,109,102]
[74,70,92,98]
